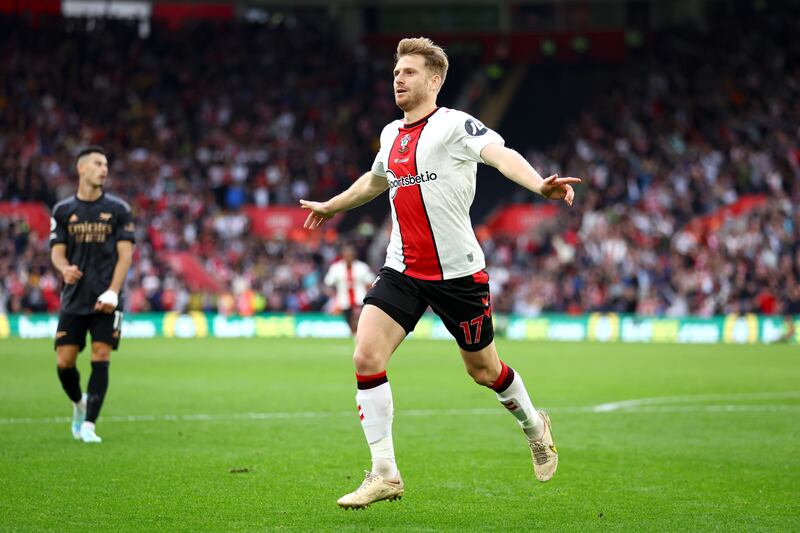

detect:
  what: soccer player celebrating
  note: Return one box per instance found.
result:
[324,244,375,334]
[300,38,580,508]
[50,147,135,443]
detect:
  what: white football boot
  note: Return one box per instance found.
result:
[529,409,558,482]
[79,421,102,443]
[71,393,87,440]
[337,471,404,509]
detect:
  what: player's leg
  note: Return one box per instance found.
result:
[55,313,88,439]
[350,305,363,335]
[426,270,557,482]
[343,307,357,335]
[56,345,86,439]
[337,304,408,509]
[56,345,81,401]
[338,268,425,509]
[353,304,407,474]
[80,311,122,443]
[78,341,111,442]
[458,341,543,437]
[459,341,557,482]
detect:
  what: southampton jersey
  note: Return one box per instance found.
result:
[50,193,135,314]
[324,259,374,310]
[371,107,504,280]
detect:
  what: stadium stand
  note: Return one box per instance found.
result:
[482,1,799,316]
[1,2,798,317]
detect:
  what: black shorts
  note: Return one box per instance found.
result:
[54,311,123,351]
[364,267,494,351]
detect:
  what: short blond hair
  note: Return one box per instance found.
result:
[396,37,449,85]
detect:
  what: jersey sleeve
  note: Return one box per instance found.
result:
[370,124,394,177]
[446,112,505,163]
[115,204,136,243]
[49,206,68,247]
[371,148,387,177]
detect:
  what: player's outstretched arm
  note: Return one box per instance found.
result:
[480,143,581,206]
[300,171,389,229]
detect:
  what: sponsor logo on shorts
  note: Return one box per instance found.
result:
[56,331,67,339]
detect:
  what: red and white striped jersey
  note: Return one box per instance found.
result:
[371,107,504,280]
[324,259,374,310]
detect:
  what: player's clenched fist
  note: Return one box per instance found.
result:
[94,289,118,314]
[62,265,83,284]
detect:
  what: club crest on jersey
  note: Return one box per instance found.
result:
[397,133,412,153]
[99,212,112,221]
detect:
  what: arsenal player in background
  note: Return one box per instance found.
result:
[50,147,134,444]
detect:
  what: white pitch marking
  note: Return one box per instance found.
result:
[591,391,800,412]
[590,404,800,414]
[0,392,798,425]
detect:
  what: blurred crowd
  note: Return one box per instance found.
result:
[0,14,395,314]
[483,4,800,316]
[2,5,799,317]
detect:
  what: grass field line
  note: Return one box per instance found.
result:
[1,391,799,425]
[591,391,800,412]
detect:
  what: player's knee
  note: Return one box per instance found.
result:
[466,365,498,387]
[352,346,385,375]
[56,348,78,368]
[91,347,111,362]
[56,356,76,369]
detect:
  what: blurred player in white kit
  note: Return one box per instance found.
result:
[324,244,374,334]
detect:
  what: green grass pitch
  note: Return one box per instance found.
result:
[0,338,798,531]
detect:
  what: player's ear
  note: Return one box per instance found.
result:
[430,74,441,93]
[76,154,87,174]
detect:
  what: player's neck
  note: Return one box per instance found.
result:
[76,182,103,202]
[404,101,438,126]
